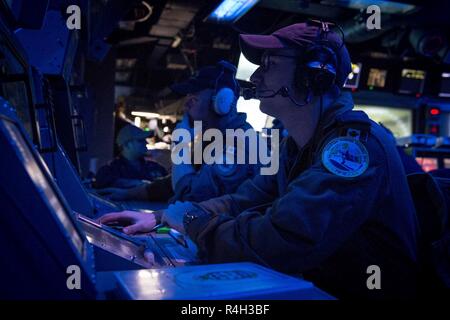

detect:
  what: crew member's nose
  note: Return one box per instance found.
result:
[250,67,263,87]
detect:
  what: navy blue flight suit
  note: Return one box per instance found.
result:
[145,112,260,203]
[184,93,420,299]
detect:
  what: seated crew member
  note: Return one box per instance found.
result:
[99,22,419,299]
[101,61,260,203]
[94,124,168,189]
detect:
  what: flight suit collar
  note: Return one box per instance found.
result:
[281,91,356,183]
[320,91,355,130]
[284,91,355,155]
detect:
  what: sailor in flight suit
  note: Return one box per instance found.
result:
[100,61,261,203]
[94,124,168,189]
[167,61,260,203]
[100,22,419,299]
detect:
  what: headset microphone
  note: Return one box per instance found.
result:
[242,86,310,107]
[279,86,312,107]
[242,87,286,100]
[242,87,279,99]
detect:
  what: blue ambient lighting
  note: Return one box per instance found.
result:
[206,0,260,23]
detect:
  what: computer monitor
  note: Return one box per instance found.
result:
[353,105,413,137]
[0,63,34,138]
[415,157,438,172]
[205,0,260,24]
[0,100,95,299]
[438,72,450,98]
[367,68,387,88]
[1,81,33,137]
[0,24,38,142]
[398,68,426,95]
[445,158,450,169]
[344,63,362,89]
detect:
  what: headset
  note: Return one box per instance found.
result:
[243,20,344,107]
[211,60,240,116]
[295,20,339,98]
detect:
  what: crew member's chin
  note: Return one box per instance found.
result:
[259,100,275,117]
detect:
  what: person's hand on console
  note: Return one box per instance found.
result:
[98,210,162,235]
[98,202,196,235]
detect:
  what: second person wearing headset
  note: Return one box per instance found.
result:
[100,61,261,203]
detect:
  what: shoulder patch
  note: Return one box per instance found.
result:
[321,137,369,178]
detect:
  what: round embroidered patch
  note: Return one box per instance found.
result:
[322,137,369,178]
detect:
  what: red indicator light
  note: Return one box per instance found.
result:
[429,108,441,116]
[430,125,439,134]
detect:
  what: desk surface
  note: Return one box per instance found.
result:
[114,262,335,300]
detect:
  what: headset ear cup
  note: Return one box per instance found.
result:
[307,67,335,95]
[303,45,337,95]
[213,87,235,115]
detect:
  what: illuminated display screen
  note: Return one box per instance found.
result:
[0,119,85,255]
[445,158,450,169]
[344,63,362,89]
[367,68,387,88]
[439,72,450,98]
[207,0,260,23]
[236,53,258,82]
[0,40,34,140]
[398,69,426,94]
[416,157,438,172]
[353,105,412,137]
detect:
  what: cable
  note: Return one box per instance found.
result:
[307,18,346,51]
[135,1,153,23]
[242,86,311,107]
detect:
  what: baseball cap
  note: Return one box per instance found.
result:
[170,60,239,95]
[116,124,152,147]
[239,22,352,87]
